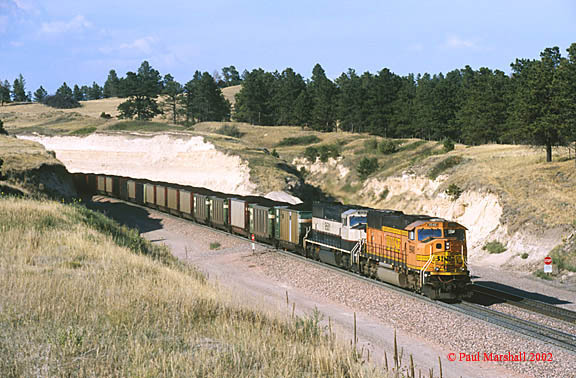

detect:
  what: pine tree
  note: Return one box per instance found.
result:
[197,72,230,122]
[510,47,568,162]
[12,74,27,102]
[180,72,201,124]
[272,68,307,125]
[390,74,416,137]
[117,61,163,120]
[234,69,275,125]
[364,68,402,137]
[0,80,11,105]
[87,82,103,100]
[221,66,242,87]
[33,86,48,102]
[162,74,183,123]
[455,67,510,144]
[56,82,73,99]
[335,69,367,133]
[558,43,576,160]
[309,64,337,131]
[103,69,120,98]
[293,89,312,127]
[73,84,85,101]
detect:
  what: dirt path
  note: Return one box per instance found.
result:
[87,196,534,378]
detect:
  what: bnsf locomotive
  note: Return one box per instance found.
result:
[73,173,472,300]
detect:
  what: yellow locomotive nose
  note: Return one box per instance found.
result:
[426,239,466,273]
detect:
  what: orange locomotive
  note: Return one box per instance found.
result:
[362,210,472,300]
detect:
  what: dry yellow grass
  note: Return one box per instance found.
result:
[0,136,75,197]
[0,196,386,377]
[443,144,576,230]
[0,136,60,172]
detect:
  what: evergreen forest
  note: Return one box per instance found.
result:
[1,43,575,161]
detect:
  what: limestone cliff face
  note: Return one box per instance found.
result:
[19,133,302,204]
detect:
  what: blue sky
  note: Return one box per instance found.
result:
[1,0,575,94]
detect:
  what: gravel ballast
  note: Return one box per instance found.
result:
[247,251,576,378]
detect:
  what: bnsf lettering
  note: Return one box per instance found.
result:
[433,255,461,263]
[386,235,401,250]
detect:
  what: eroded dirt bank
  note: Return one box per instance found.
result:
[19,133,303,204]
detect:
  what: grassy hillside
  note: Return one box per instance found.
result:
[0,136,75,198]
[0,196,383,377]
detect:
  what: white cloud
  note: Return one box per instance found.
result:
[119,36,159,54]
[444,35,477,49]
[41,15,92,34]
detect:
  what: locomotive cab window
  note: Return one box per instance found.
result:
[348,215,367,227]
[445,229,466,241]
[418,228,442,241]
[409,231,415,240]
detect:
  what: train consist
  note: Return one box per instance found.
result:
[74,173,472,300]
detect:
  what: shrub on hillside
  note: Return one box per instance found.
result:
[482,240,507,254]
[43,94,81,109]
[357,157,379,180]
[364,139,378,151]
[443,138,455,152]
[0,119,8,135]
[318,144,340,162]
[100,112,112,119]
[428,156,464,180]
[304,146,318,162]
[276,135,320,147]
[215,124,243,138]
[379,139,398,154]
[445,183,463,201]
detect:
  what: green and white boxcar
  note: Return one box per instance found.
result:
[274,207,312,251]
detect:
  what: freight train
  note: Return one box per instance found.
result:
[73,173,472,300]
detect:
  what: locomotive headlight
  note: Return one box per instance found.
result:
[435,267,440,272]
[445,241,450,250]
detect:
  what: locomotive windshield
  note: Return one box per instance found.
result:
[418,228,442,241]
[445,229,466,241]
[349,216,367,227]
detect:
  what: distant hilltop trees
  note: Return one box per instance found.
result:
[2,43,575,162]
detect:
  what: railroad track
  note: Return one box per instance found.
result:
[448,302,576,353]
[91,195,576,355]
[471,283,576,324]
[264,245,576,354]
[274,248,576,354]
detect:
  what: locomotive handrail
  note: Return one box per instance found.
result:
[303,227,311,250]
[460,245,468,270]
[420,245,433,288]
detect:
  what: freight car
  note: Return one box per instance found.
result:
[72,173,472,300]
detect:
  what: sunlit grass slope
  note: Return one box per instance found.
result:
[0,196,383,377]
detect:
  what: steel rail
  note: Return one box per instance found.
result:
[471,283,576,324]
[450,302,576,353]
